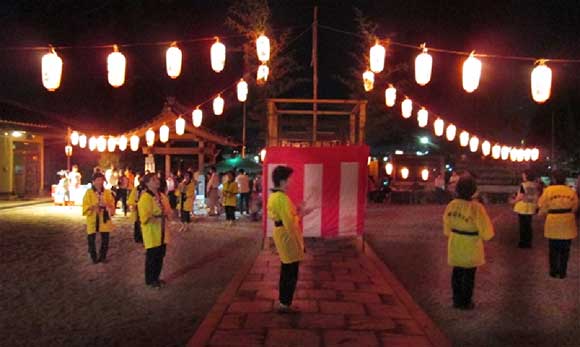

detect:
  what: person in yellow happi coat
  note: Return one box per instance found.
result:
[222,171,238,225]
[138,173,172,289]
[175,171,196,223]
[443,174,494,310]
[538,170,578,279]
[513,171,540,248]
[128,176,145,243]
[267,166,313,313]
[82,172,116,264]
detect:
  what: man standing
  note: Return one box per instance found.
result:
[82,173,115,264]
[236,169,251,215]
[207,167,220,216]
[176,171,195,224]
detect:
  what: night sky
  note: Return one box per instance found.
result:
[0,0,578,153]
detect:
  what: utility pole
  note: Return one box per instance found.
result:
[242,101,247,158]
[312,6,318,144]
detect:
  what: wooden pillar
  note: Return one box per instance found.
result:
[198,141,205,171]
[267,100,277,146]
[349,111,356,145]
[358,101,367,145]
[164,143,171,177]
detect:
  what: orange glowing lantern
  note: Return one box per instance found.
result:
[531,148,540,161]
[166,43,182,79]
[42,47,63,91]
[369,42,385,73]
[459,131,470,147]
[118,135,128,151]
[65,144,72,157]
[385,85,396,107]
[256,34,270,63]
[469,136,479,153]
[89,136,97,151]
[257,64,269,85]
[210,37,226,73]
[363,70,374,92]
[70,131,79,146]
[130,135,140,151]
[417,108,429,128]
[415,45,432,86]
[492,144,501,159]
[175,116,185,135]
[159,124,169,143]
[145,128,155,147]
[446,124,457,141]
[385,162,393,175]
[97,136,106,152]
[78,134,87,148]
[401,98,413,119]
[237,78,248,102]
[107,45,126,87]
[107,136,117,152]
[523,148,532,162]
[481,140,491,156]
[517,148,525,162]
[501,146,511,161]
[462,52,482,93]
[421,168,429,181]
[531,61,552,103]
[510,148,518,162]
[213,95,224,115]
[434,118,444,136]
[260,149,267,162]
[400,167,410,180]
[192,108,203,128]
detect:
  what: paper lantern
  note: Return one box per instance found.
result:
[363,70,374,92]
[118,135,128,151]
[401,98,413,119]
[42,48,63,91]
[510,148,518,162]
[65,144,73,157]
[469,136,479,153]
[385,163,394,175]
[517,148,525,162]
[78,134,87,148]
[531,148,540,162]
[213,94,225,115]
[192,108,203,128]
[70,131,79,146]
[462,52,481,93]
[417,108,429,128]
[400,167,409,180]
[257,64,269,85]
[492,144,501,159]
[531,61,552,103]
[385,85,396,107]
[459,131,470,147]
[97,136,106,152]
[481,140,491,156]
[523,148,532,162]
[369,42,385,73]
[159,124,169,143]
[434,118,444,136]
[446,124,457,141]
[260,149,267,162]
[421,168,429,181]
[107,45,126,88]
[89,136,97,151]
[166,43,182,79]
[106,136,116,152]
[175,116,185,135]
[501,146,511,161]
[145,128,155,147]
[256,34,270,63]
[415,45,432,86]
[130,135,140,151]
[237,78,248,102]
[210,37,226,73]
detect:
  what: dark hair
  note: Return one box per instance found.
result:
[92,172,105,181]
[456,174,477,200]
[272,166,293,187]
[210,166,216,173]
[552,170,567,185]
[141,172,157,186]
[239,169,245,174]
[523,170,536,181]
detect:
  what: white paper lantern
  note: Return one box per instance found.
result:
[401,98,413,119]
[256,34,270,63]
[385,85,396,107]
[421,168,430,181]
[369,42,385,73]
[70,131,79,146]
[531,61,552,103]
[213,94,224,115]
[257,64,269,85]
[492,144,501,159]
[517,148,525,162]
[146,128,155,147]
[210,37,226,73]
[166,44,182,79]
[459,131,470,147]
[107,136,117,152]
[510,148,518,162]
[97,136,107,152]
[159,124,169,143]
[89,136,97,151]
[469,136,479,153]
[401,167,409,180]
[501,146,511,161]
[42,48,63,91]
[417,108,429,128]
[462,52,482,93]
[481,140,491,156]
[65,144,73,157]
[363,70,374,92]
[415,45,432,86]
[531,148,540,162]
[446,124,457,141]
[433,118,444,136]
[260,149,267,162]
[385,162,393,175]
[78,134,87,148]
[237,78,248,102]
[107,45,126,88]
[523,148,532,162]
[192,108,203,128]
[130,135,140,151]
[175,116,185,135]
[118,135,128,151]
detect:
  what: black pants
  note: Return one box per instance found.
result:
[145,244,166,285]
[279,262,300,306]
[518,214,533,247]
[239,193,250,214]
[116,188,128,215]
[180,210,191,223]
[225,206,236,221]
[452,267,476,307]
[134,221,143,243]
[87,232,110,262]
[549,239,571,277]
[168,191,177,209]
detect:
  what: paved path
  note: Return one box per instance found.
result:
[188,238,450,347]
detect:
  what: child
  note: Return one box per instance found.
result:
[443,174,494,310]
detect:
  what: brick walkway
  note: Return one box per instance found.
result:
[188,238,450,347]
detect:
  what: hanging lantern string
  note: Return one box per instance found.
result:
[318,24,580,64]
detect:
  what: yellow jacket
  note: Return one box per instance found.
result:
[267,190,304,264]
[138,191,172,249]
[222,181,238,207]
[175,181,196,212]
[538,185,578,240]
[443,199,494,268]
[82,188,115,234]
[127,187,143,223]
[513,181,540,215]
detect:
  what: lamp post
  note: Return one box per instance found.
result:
[65,144,72,171]
[242,101,247,158]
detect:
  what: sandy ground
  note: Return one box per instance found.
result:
[365,203,580,347]
[0,204,262,347]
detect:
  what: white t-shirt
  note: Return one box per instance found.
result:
[236,174,250,193]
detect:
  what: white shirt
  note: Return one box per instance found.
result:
[236,174,250,193]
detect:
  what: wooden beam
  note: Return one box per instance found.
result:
[276,110,352,116]
[142,147,207,155]
[268,98,363,105]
